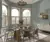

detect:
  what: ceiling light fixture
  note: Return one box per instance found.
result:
[17,0,27,6]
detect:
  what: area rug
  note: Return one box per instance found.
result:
[38,33,48,39]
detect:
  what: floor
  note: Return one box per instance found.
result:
[0,31,50,42]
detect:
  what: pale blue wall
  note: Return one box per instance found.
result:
[23,4,32,8]
[31,2,40,27]
[40,0,50,12]
[40,0,50,24]
[31,0,50,31]
[32,0,50,26]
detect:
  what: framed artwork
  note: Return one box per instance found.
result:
[40,12,48,19]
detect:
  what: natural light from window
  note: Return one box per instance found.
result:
[23,9,31,17]
[2,5,7,15]
[11,9,19,16]
[2,5,7,27]
[23,9,31,25]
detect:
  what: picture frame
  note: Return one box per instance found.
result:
[40,12,48,19]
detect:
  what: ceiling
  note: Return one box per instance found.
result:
[9,0,33,4]
[2,0,40,5]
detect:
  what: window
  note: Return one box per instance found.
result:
[23,9,31,25]
[23,9,31,17]
[11,9,19,24]
[11,9,19,16]
[2,5,7,27]
[2,5,7,16]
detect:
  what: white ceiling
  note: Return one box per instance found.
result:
[9,0,33,4]
[9,0,40,4]
[2,0,40,4]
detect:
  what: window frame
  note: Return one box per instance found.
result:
[22,8,31,25]
[2,4,8,27]
[11,8,20,24]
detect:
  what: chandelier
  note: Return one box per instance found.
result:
[17,0,27,6]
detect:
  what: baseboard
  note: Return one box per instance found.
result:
[40,30,50,34]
